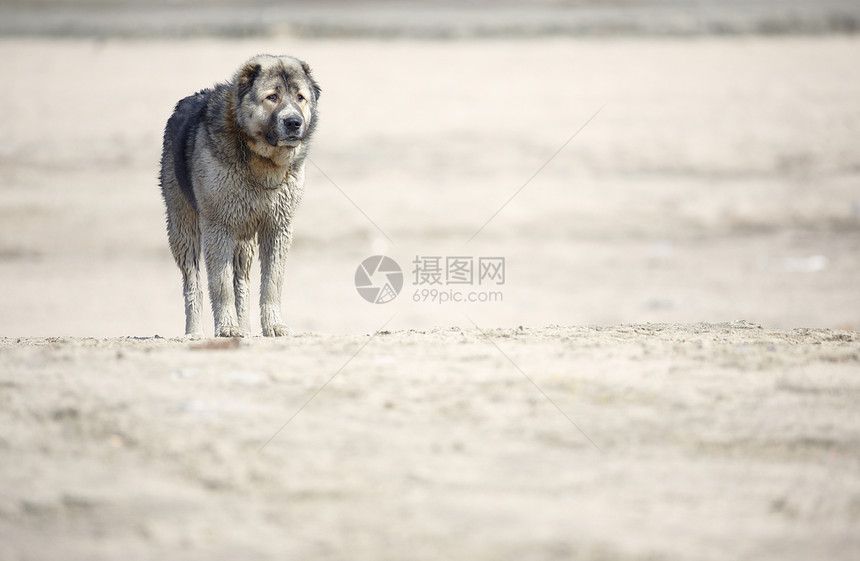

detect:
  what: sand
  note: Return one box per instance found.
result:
[2,324,859,560]
[0,36,859,559]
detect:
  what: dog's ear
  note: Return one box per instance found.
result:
[236,62,261,101]
[301,61,322,100]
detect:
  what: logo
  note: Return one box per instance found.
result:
[354,255,403,304]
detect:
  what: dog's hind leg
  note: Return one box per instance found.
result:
[166,207,205,338]
[233,240,255,336]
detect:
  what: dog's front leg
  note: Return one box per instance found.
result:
[259,222,293,337]
[202,221,244,337]
[233,240,255,336]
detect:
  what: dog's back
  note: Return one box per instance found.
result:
[162,90,210,212]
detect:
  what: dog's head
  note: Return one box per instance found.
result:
[234,55,321,158]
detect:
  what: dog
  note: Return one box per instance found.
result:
[160,54,320,337]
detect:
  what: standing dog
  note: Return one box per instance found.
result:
[160,55,320,337]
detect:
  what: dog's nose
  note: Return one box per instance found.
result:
[284,116,302,132]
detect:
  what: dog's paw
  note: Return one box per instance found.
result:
[216,325,245,338]
[184,331,206,341]
[263,323,293,337]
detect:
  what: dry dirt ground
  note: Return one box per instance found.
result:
[0,37,859,559]
[1,325,859,560]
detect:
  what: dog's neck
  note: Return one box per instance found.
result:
[245,148,297,190]
[236,133,298,187]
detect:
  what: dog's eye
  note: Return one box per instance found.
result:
[297,93,305,102]
[266,93,279,102]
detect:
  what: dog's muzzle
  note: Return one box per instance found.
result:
[266,115,304,147]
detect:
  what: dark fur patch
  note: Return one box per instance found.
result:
[166,90,210,212]
[237,63,261,103]
[301,60,322,99]
[279,69,291,93]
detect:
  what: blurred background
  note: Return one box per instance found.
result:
[0,0,858,336]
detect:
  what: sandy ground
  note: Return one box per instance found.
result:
[1,325,859,560]
[1,36,859,559]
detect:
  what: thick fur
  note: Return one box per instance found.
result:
[160,55,321,337]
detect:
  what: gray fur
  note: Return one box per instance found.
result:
[160,54,321,337]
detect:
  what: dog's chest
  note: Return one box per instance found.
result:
[238,183,299,235]
[206,171,301,237]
